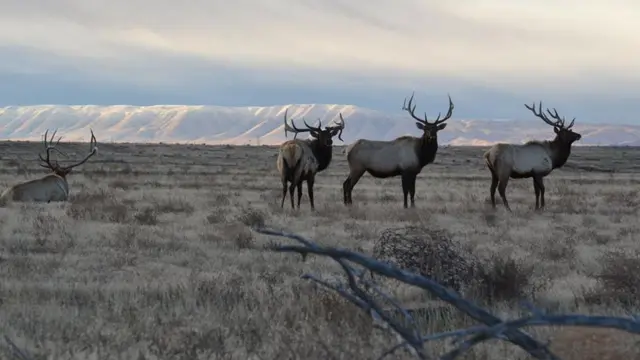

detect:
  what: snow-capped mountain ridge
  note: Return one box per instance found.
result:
[0,104,637,146]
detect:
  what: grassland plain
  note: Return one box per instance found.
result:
[0,140,639,360]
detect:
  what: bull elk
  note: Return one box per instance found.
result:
[343,92,454,208]
[0,129,98,205]
[484,101,582,211]
[276,108,345,210]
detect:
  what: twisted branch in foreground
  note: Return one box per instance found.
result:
[254,226,640,360]
[2,336,33,360]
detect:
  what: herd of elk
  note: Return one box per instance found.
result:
[0,93,582,214]
[275,93,582,212]
[276,108,345,210]
[0,129,98,205]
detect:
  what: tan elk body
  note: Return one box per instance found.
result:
[343,92,454,208]
[0,129,98,206]
[276,140,318,204]
[276,108,345,210]
[0,174,70,204]
[484,101,581,211]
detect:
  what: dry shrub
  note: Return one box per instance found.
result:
[134,206,158,225]
[234,228,254,249]
[211,192,230,206]
[31,210,56,247]
[474,254,540,303]
[373,226,540,303]
[541,235,578,261]
[218,223,255,249]
[155,197,195,214]
[236,207,266,228]
[65,189,128,223]
[205,208,227,224]
[108,178,131,190]
[583,250,640,307]
[15,209,76,255]
[373,226,477,293]
[313,289,371,326]
[147,325,230,360]
[549,327,640,360]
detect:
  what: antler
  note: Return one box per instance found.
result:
[524,101,575,130]
[402,92,454,125]
[59,129,98,171]
[325,113,346,141]
[38,129,65,170]
[282,108,320,139]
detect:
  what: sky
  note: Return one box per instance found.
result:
[1,0,639,124]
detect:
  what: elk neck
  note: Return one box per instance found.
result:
[51,169,70,180]
[308,139,333,172]
[416,136,439,168]
[548,136,573,169]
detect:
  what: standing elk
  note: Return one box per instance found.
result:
[276,108,345,210]
[484,101,582,211]
[343,92,454,208]
[0,129,98,205]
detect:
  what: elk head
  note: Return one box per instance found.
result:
[402,92,454,143]
[525,101,582,144]
[39,129,99,178]
[282,108,345,146]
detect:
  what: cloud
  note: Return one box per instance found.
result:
[0,0,639,123]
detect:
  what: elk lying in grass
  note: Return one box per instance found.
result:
[0,129,98,205]
[276,108,345,210]
[343,92,454,208]
[484,101,582,211]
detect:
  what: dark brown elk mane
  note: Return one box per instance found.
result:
[283,110,345,172]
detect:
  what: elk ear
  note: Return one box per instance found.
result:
[436,123,447,131]
[415,122,425,130]
[553,127,559,134]
[310,131,319,138]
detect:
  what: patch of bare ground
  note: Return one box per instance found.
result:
[0,142,638,359]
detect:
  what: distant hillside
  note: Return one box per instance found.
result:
[0,104,637,146]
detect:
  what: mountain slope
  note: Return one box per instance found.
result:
[0,104,637,146]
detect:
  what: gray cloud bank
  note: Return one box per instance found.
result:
[0,0,638,124]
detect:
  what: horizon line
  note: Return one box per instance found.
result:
[0,139,634,148]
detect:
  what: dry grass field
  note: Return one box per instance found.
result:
[0,140,639,359]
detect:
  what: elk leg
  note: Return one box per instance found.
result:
[534,176,546,209]
[288,183,296,209]
[408,174,417,207]
[533,178,540,210]
[280,180,288,208]
[307,176,315,210]
[489,170,498,208]
[497,177,512,212]
[343,169,365,205]
[297,182,303,209]
[401,173,412,208]
[342,176,351,204]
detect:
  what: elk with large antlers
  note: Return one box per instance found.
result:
[276,108,345,210]
[343,92,454,208]
[0,129,99,205]
[484,101,582,211]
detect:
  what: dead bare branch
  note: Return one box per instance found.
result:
[254,226,640,360]
[2,336,33,360]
